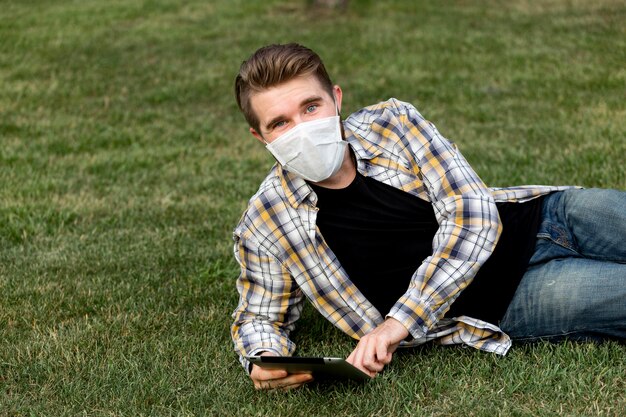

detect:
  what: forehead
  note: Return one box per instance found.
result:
[249,75,331,124]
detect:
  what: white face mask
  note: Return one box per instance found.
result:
[265,113,346,183]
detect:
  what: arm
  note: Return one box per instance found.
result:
[388,102,501,335]
[348,100,502,374]
[231,233,312,389]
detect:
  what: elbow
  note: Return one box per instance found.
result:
[480,199,503,262]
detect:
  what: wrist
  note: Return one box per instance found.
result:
[384,317,410,340]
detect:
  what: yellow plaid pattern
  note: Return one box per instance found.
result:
[231,99,572,371]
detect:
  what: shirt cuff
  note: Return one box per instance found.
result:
[387,296,438,340]
[240,347,283,375]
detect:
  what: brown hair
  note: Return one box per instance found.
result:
[235,43,334,133]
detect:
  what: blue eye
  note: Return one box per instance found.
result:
[306,104,318,113]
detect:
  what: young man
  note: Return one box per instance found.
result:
[231,43,626,390]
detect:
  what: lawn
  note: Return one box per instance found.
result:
[0,0,625,415]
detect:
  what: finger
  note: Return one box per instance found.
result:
[346,349,356,364]
[251,366,288,381]
[261,368,289,379]
[352,339,368,370]
[363,354,385,373]
[353,338,380,376]
[279,373,314,390]
[375,338,393,365]
[251,367,289,390]
[359,337,383,372]
[347,342,367,373]
[255,373,313,390]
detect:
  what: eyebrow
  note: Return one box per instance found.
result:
[264,95,324,131]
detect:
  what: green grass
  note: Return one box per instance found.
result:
[1,0,625,415]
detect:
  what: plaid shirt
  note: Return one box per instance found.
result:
[231,99,571,371]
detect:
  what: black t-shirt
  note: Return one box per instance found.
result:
[310,173,544,324]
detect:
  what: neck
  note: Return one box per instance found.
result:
[310,146,356,189]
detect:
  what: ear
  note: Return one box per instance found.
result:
[333,85,343,114]
[249,127,265,144]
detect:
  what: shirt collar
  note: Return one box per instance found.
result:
[345,124,383,163]
[278,166,312,208]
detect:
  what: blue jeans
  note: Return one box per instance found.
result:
[500,188,626,342]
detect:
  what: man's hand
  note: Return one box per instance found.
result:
[346,317,409,377]
[250,352,314,390]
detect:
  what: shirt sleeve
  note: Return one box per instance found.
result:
[385,100,502,339]
[231,233,305,373]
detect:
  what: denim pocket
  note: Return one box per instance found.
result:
[537,222,577,252]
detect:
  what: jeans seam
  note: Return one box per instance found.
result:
[510,326,624,342]
[537,234,626,264]
[536,233,581,257]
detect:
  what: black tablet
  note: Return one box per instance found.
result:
[246,355,371,382]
